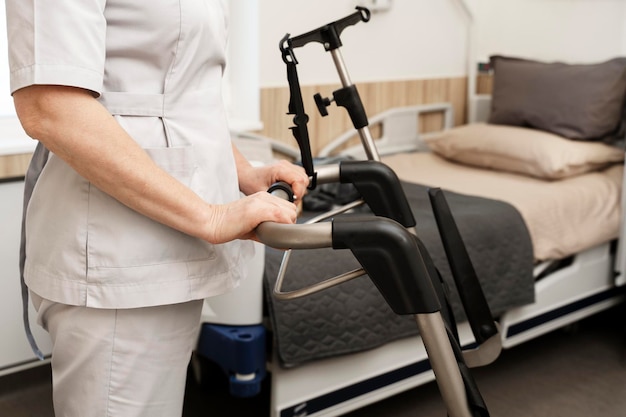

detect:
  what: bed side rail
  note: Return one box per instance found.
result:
[318,102,454,159]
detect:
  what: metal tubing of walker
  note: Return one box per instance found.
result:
[330,48,380,162]
[415,312,473,417]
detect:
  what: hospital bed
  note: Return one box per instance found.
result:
[196,16,626,417]
[199,117,624,416]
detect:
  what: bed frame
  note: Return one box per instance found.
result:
[195,100,626,416]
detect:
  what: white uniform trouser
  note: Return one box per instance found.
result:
[33,293,203,417]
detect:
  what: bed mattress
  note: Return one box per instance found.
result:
[382,152,623,261]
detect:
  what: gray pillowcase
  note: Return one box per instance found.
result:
[488,55,626,141]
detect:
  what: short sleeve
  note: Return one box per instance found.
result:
[5,0,107,95]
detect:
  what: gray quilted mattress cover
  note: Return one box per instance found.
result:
[264,181,534,367]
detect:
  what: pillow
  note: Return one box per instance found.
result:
[425,123,624,180]
[488,55,626,141]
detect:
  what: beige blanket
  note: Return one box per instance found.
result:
[382,152,623,261]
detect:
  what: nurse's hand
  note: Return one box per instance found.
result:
[232,146,309,201]
[205,191,299,243]
[240,160,309,200]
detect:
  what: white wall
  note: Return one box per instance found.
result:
[0,4,13,117]
[258,0,626,90]
[469,0,626,65]
[1,1,626,117]
[258,0,469,87]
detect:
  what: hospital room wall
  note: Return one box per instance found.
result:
[254,0,626,154]
[0,1,624,162]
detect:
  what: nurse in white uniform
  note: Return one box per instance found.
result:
[5,1,308,416]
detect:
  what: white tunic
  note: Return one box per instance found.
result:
[6,0,247,308]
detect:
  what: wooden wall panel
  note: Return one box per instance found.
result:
[258,76,467,155]
[476,73,494,95]
[0,77,472,177]
[0,154,30,180]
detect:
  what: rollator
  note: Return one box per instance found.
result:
[256,8,502,417]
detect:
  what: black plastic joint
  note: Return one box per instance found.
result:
[332,86,369,130]
[332,216,441,315]
[339,160,416,228]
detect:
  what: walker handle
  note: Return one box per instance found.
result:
[260,181,366,299]
[258,183,333,250]
[268,181,295,202]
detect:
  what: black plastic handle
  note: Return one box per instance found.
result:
[268,181,295,202]
[332,216,440,315]
[339,160,416,228]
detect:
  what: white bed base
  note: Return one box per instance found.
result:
[199,104,625,416]
[263,241,623,417]
[201,239,623,417]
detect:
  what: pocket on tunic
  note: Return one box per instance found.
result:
[86,145,216,271]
